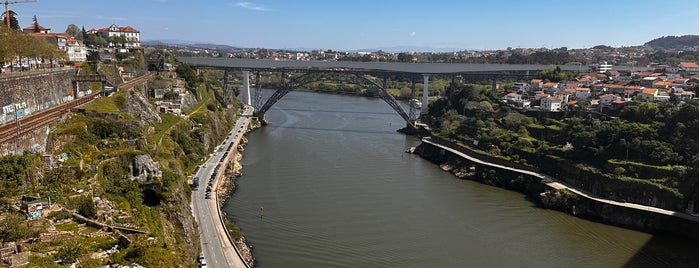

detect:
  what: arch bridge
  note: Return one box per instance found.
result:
[181,57,587,128]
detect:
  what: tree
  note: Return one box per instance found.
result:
[32,15,39,32]
[65,24,82,40]
[1,10,19,30]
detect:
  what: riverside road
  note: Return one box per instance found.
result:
[191,105,253,268]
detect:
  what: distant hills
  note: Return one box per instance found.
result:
[145,35,699,52]
[644,35,699,49]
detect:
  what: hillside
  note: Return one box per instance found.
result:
[644,35,699,49]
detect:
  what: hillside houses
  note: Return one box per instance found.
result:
[23,23,87,62]
[503,61,699,113]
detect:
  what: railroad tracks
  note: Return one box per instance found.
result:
[0,72,155,147]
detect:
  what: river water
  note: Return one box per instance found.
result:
[224,90,698,267]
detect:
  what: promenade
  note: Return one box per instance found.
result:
[421,138,699,223]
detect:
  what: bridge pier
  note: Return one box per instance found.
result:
[421,74,430,114]
[242,70,251,105]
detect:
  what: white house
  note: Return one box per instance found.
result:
[91,24,141,48]
[503,92,522,102]
[28,32,87,62]
[541,96,562,111]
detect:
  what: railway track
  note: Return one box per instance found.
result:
[0,72,155,147]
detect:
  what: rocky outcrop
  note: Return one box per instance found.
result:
[125,90,161,125]
[129,154,162,182]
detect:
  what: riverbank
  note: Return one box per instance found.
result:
[216,123,259,267]
[412,138,699,240]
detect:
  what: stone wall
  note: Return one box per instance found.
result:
[0,69,75,125]
[0,69,75,155]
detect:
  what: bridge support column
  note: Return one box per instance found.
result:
[421,74,430,114]
[242,70,251,105]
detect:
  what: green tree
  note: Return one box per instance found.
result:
[70,195,96,219]
[65,24,82,40]
[1,10,20,30]
[32,15,39,32]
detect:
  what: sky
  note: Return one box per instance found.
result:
[10,0,699,51]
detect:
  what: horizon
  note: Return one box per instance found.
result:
[10,0,699,52]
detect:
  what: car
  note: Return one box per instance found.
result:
[199,255,207,266]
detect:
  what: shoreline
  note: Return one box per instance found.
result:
[413,138,699,240]
[216,122,259,267]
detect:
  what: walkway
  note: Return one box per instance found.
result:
[421,138,699,223]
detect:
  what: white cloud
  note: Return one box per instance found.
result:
[234,2,272,11]
[410,31,416,37]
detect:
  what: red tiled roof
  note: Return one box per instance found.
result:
[531,79,542,83]
[679,62,699,68]
[576,87,590,91]
[598,94,614,99]
[567,100,578,105]
[119,26,139,32]
[23,24,50,31]
[642,88,657,95]
[543,82,558,87]
[548,96,562,101]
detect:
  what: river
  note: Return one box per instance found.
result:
[223,90,699,267]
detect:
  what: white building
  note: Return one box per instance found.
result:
[90,24,141,48]
[28,32,87,62]
[541,96,562,111]
[597,61,612,73]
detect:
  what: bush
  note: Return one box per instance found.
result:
[48,210,73,221]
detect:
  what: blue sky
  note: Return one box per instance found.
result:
[11,0,699,51]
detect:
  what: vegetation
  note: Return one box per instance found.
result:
[423,81,699,210]
[0,26,66,64]
[644,35,699,49]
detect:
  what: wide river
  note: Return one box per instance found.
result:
[224,90,698,267]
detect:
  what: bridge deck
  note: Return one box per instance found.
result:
[180,57,649,74]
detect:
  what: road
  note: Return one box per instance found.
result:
[421,138,699,223]
[192,105,254,268]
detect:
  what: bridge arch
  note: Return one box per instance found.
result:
[255,71,414,126]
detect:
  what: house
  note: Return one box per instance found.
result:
[28,32,87,62]
[503,92,522,102]
[512,83,530,92]
[541,96,562,111]
[653,80,671,89]
[90,24,141,48]
[542,82,559,94]
[606,70,620,80]
[22,24,50,34]
[641,77,660,87]
[679,62,699,72]
[554,90,572,103]
[672,88,696,102]
[574,87,591,100]
[598,94,617,105]
[530,79,543,90]
[639,88,658,102]
[534,92,550,100]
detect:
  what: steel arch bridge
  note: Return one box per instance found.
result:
[254,70,414,125]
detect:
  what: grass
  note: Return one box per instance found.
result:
[82,90,128,113]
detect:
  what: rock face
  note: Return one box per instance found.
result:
[130,154,162,182]
[125,90,161,125]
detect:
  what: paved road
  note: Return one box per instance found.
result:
[422,138,699,223]
[192,105,254,268]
